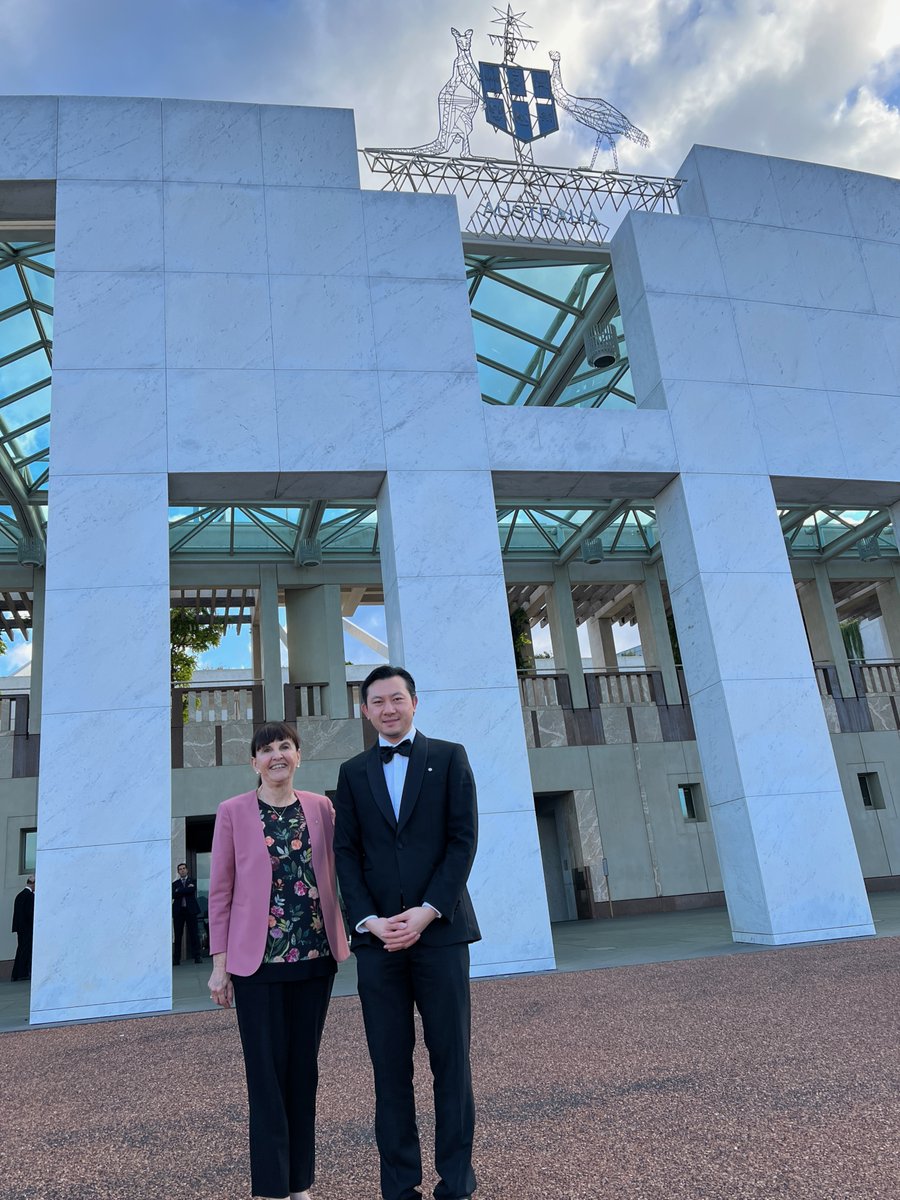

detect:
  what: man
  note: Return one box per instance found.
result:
[335,665,480,1200]
[172,862,203,965]
[11,875,34,982]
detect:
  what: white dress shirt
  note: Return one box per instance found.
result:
[381,725,417,821]
[355,726,440,932]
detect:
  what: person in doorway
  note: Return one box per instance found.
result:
[207,721,349,1200]
[11,875,35,982]
[335,665,480,1200]
[172,862,203,965]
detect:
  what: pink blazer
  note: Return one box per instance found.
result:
[208,789,350,977]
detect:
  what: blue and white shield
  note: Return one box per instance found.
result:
[479,62,559,143]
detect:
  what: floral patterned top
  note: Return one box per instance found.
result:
[250,795,335,982]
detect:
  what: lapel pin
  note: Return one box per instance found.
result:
[427,767,433,772]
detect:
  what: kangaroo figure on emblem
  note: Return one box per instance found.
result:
[398,27,481,157]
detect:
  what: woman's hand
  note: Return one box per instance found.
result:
[208,955,233,1009]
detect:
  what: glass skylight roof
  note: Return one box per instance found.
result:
[169,505,380,558]
[466,253,634,408]
[498,503,657,556]
[781,508,897,558]
[0,241,52,553]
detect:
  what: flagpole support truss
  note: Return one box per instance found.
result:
[361,149,682,247]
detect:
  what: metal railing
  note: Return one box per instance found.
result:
[518,673,573,709]
[177,684,263,723]
[284,682,329,720]
[585,670,655,706]
[856,661,900,695]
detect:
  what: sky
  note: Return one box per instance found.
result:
[1,0,898,674]
[1,0,899,178]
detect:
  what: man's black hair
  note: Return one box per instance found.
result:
[361,665,417,706]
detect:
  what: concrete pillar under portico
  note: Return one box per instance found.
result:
[796,568,855,698]
[633,566,681,705]
[545,566,588,707]
[875,570,900,660]
[27,568,45,734]
[258,566,284,722]
[284,585,349,718]
[656,472,874,946]
[586,614,617,669]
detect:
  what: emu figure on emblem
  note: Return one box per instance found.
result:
[549,49,650,171]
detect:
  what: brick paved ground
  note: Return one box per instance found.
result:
[2,937,899,1200]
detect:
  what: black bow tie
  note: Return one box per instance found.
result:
[380,739,412,763]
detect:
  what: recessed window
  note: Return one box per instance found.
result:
[19,829,36,875]
[858,772,885,810]
[677,783,704,822]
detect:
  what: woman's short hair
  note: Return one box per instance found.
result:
[250,722,301,757]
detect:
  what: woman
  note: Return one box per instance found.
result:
[208,721,350,1200]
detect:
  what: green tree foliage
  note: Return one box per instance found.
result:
[170,608,225,683]
[840,618,864,663]
[510,607,535,672]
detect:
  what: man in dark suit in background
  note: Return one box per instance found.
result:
[11,875,34,982]
[335,665,480,1200]
[172,862,203,965]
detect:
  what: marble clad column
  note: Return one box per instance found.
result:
[363,187,554,975]
[656,473,874,943]
[284,585,349,718]
[634,566,681,704]
[258,566,284,722]
[586,615,617,668]
[545,566,588,707]
[29,98,174,1023]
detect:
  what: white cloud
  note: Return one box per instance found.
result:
[0,1,897,175]
[0,635,33,676]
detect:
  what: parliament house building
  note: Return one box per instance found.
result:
[0,94,899,1023]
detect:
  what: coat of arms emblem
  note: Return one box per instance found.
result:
[479,61,558,143]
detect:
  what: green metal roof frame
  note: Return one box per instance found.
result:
[0,241,52,551]
[465,252,635,409]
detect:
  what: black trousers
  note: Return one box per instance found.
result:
[356,941,476,1200]
[11,932,32,981]
[172,907,202,963]
[232,971,334,1198]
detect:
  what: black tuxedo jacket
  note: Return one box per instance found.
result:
[334,732,481,949]
[172,877,200,916]
[11,887,33,935]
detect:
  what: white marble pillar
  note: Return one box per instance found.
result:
[656,473,874,944]
[586,615,617,669]
[634,566,681,704]
[362,186,553,975]
[258,566,284,722]
[284,585,349,718]
[545,566,588,707]
[30,138,174,1023]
